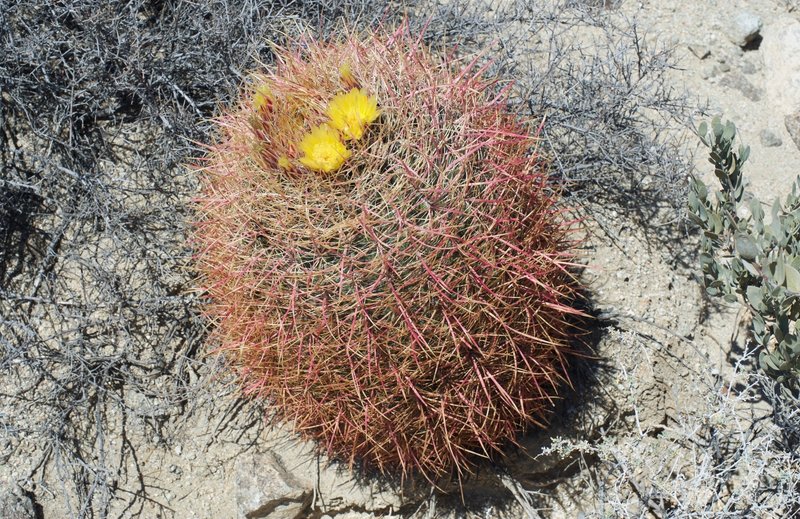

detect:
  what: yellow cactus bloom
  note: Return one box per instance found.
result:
[326,88,380,140]
[253,84,273,112]
[277,156,291,169]
[298,124,351,172]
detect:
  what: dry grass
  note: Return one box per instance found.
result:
[6,0,791,517]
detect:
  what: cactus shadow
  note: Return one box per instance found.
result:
[438,292,612,515]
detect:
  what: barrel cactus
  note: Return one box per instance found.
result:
[192,26,584,482]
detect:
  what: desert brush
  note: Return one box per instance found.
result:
[690,117,800,392]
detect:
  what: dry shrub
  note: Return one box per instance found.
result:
[192,26,585,483]
[0,1,388,516]
[1,0,703,514]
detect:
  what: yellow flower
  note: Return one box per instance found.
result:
[277,156,291,169]
[298,124,351,172]
[253,83,273,112]
[326,88,380,140]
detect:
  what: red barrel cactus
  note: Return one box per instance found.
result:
[192,25,584,483]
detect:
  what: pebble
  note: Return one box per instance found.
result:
[234,453,310,519]
[785,112,800,151]
[719,72,763,101]
[740,60,758,74]
[688,43,711,60]
[762,20,800,117]
[726,11,763,47]
[759,129,783,147]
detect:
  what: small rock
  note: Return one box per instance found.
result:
[688,43,711,59]
[785,112,800,151]
[763,20,800,116]
[726,12,763,47]
[740,60,758,74]
[269,503,309,519]
[759,129,783,147]
[701,64,716,79]
[0,488,35,519]
[234,452,311,519]
[719,72,764,101]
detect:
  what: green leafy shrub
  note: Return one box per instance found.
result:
[689,117,800,389]
[192,26,585,483]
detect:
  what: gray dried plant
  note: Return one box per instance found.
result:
[1,0,702,516]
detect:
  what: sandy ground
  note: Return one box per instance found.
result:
[3,0,800,518]
[634,0,800,200]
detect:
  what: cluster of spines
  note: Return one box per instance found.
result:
[192,25,582,484]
